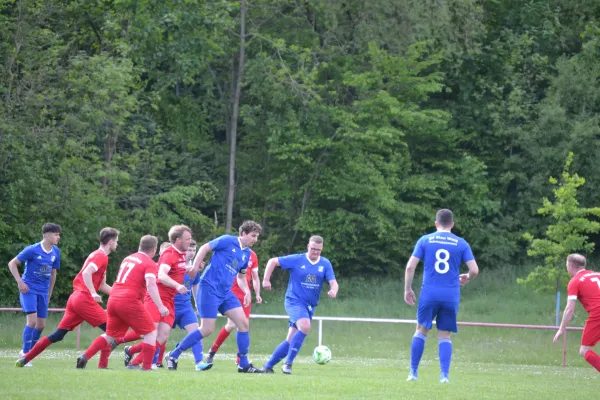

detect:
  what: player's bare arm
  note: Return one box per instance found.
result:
[82,262,103,302]
[188,242,211,278]
[192,284,199,311]
[99,274,111,295]
[237,272,251,307]
[328,279,339,298]
[262,257,281,290]
[158,264,187,294]
[460,260,480,286]
[8,257,29,294]
[251,268,262,304]
[554,299,576,343]
[49,268,57,300]
[404,256,420,306]
[146,275,169,317]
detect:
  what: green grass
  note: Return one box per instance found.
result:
[0,268,597,398]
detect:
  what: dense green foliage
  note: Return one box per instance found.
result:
[2,1,600,304]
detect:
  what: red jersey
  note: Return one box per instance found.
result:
[567,269,600,315]
[72,249,109,294]
[157,245,187,298]
[110,252,158,301]
[231,250,258,298]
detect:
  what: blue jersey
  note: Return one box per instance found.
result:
[174,272,201,309]
[411,231,474,301]
[200,235,251,294]
[279,253,336,307]
[17,242,61,295]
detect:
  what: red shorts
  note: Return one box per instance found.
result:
[106,297,156,338]
[58,291,107,330]
[233,292,252,318]
[145,296,175,326]
[582,316,600,347]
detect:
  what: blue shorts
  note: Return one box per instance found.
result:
[417,298,459,333]
[172,305,198,329]
[285,299,315,328]
[198,287,242,319]
[20,292,49,318]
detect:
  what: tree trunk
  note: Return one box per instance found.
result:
[225,0,247,233]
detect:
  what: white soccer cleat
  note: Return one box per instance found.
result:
[407,374,418,381]
[151,364,158,370]
[440,377,450,384]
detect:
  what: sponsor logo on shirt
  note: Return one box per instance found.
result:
[318,266,324,272]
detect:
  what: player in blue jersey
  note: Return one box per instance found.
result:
[404,209,479,383]
[164,220,264,373]
[7,223,62,366]
[260,235,338,374]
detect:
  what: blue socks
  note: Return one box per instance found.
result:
[22,326,34,353]
[286,331,307,364]
[410,332,427,374]
[236,331,250,368]
[439,338,452,377]
[171,329,203,359]
[31,328,42,348]
[191,342,204,364]
[265,340,290,369]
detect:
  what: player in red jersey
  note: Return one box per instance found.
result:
[554,254,600,373]
[205,249,261,365]
[124,225,192,368]
[15,228,119,368]
[75,235,169,371]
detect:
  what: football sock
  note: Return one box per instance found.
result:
[211,327,232,353]
[191,341,203,364]
[236,331,250,368]
[117,330,141,344]
[129,342,143,355]
[25,336,51,362]
[98,344,112,368]
[286,331,307,364]
[410,332,427,373]
[265,340,290,369]
[142,342,156,371]
[584,350,600,372]
[438,338,452,377]
[170,329,202,359]
[84,336,109,360]
[22,326,34,353]
[157,342,166,364]
[31,328,43,348]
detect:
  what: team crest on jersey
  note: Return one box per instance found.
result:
[242,255,246,261]
[318,266,323,272]
[51,256,56,262]
[305,274,317,284]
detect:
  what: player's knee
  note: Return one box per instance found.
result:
[35,322,46,330]
[48,329,69,343]
[297,320,311,334]
[201,326,215,337]
[236,319,249,332]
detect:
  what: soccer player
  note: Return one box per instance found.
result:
[164,220,263,373]
[553,254,600,373]
[8,223,61,366]
[76,235,169,371]
[404,209,479,383]
[16,228,119,368]
[206,249,262,365]
[124,225,192,368]
[260,235,338,374]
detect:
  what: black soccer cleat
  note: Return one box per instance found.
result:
[205,351,216,364]
[15,357,27,368]
[76,354,88,369]
[281,363,292,374]
[238,363,265,373]
[156,363,164,369]
[165,351,178,371]
[123,346,133,367]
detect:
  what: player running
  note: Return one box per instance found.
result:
[554,254,600,373]
[76,235,169,371]
[16,228,119,368]
[404,209,479,383]
[206,249,261,365]
[164,221,263,373]
[260,235,338,374]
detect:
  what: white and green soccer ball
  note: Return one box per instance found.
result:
[312,345,332,365]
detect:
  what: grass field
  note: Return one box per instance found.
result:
[0,268,598,398]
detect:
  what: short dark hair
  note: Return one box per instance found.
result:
[168,225,192,243]
[239,220,262,235]
[436,209,454,228]
[189,240,197,247]
[567,254,586,269]
[139,235,158,253]
[99,227,119,245]
[42,223,61,234]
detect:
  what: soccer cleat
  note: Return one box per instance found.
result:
[205,351,216,364]
[260,366,274,374]
[281,363,293,375]
[156,363,164,369]
[238,363,264,373]
[15,357,27,368]
[110,340,119,351]
[151,364,158,370]
[18,350,32,367]
[407,369,418,381]
[440,375,450,384]
[126,364,141,370]
[76,354,88,369]
[165,352,178,371]
[195,362,213,371]
[123,346,133,367]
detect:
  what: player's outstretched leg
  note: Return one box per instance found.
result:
[438,338,452,383]
[207,326,232,364]
[166,329,203,370]
[260,340,290,373]
[408,332,427,381]
[584,350,600,373]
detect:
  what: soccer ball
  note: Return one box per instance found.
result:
[312,345,332,365]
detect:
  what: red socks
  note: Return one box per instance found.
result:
[211,327,232,353]
[157,342,166,365]
[24,336,51,362]
[117,330,141,345]
[142,342,156,371]
[84,336,109,360]
[98,344,112,368]
[584,350,600,372]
